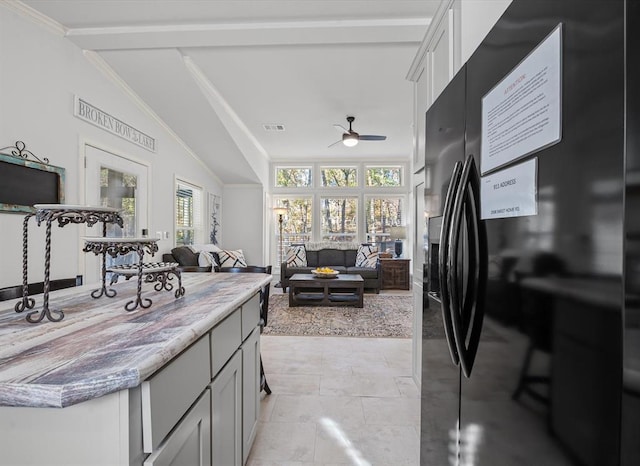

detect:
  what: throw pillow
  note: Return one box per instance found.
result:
[286,245,307,267]
[171,246,199,266]
[355,244,379,268]
[197,243,223,254]
[217,249,247,268]
[198,251,220,269]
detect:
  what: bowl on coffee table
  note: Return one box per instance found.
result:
[311,268,339,279]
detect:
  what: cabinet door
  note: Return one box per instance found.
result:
[211,350,242,466]
[429,8,454,104]
[142,335,210,453]
[143,389,211,466]
[413,64,429,172]
[242,327,260,463]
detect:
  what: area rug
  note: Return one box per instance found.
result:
[263,293,413,338]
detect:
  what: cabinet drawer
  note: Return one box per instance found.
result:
[143,388,211,466]
[142,335,210,453]
[211,309,242,376]
[241,293,261,341]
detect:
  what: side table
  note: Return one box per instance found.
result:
[380,258,411,290]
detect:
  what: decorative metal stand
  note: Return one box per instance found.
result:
[109,262,185,300]
[83,238,184,312]
[17,205,123,323]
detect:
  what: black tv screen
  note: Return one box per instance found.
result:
[0,156,65,213]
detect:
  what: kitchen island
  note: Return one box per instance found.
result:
[0,272,270,465]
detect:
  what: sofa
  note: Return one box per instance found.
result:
[163,245,253,272]
[162,246,212,272]
[280,242,381,293]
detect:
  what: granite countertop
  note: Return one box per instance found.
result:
[0,272,270,408]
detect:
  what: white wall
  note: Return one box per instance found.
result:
[222,185,265,266]
[0,7,224,288]
[456,0,512,69]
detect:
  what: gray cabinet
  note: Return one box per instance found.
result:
[209,291,262,466]
[211,350,243,466]
[143,389,211,466]
[0,290,263,466]
[242,326,260,464]
[142,335,211,453]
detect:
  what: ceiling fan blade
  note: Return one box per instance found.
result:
[359,135,387,141]
[328,139,343,148]
[333,124,349,133]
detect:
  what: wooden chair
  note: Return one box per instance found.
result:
[216,266,272,395]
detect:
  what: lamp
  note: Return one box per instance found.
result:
[273,207,287,287]
[389,226,406,258]
[342,133,359,147]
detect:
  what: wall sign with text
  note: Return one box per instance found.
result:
[480,158,537,220]
[481,23,562,174]
[74,96,156,152]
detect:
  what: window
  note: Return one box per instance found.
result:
[100,167,137,237]
[365,196,404,252]
[274,197,313,261]
[366,166,402,187]
[320,197,358,242]
[175,179,203,246]
[270,162,408,267]
[320,167,357,187]
[275,166,312,187]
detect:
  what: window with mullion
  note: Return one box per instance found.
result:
[274,197,312,262]
[365,166,403,187]
[275,166,312,188]
[175,179,203,246]
[319,166,358,187]
[365,196,404,253]
[320,196,358,242]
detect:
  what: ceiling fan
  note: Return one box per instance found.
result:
[328,116,387,148]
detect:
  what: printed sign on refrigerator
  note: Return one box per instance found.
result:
[481,158,537,219]
[481,23,562,174]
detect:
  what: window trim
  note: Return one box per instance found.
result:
[318,165,359,188]
[174,177,204,247]
[273,165,313,188]
[269,160,409,265]
[319,195,359,242]
[364,164,404,187]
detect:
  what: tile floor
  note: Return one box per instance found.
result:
[246,334,420,466]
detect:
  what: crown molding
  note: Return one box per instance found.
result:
[406,0,453,81]
[65,18,428,51]
[1,0,66,36]
[82,50,222,186]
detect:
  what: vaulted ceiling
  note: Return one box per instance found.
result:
[20,1,440,184]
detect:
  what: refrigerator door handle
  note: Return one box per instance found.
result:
[439,161,464,366]
[447,154,488,378]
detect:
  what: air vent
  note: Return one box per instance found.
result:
[263,124,285,132]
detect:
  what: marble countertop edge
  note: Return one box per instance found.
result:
[0,273,271,408]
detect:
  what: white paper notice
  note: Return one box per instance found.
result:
[481,158,537,219]
[481,24,562,174]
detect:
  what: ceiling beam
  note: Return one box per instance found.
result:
[64,18,429,50]
[183,55,269,187]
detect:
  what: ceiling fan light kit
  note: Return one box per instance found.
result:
[343,133,359,147]
[329,116,387,148]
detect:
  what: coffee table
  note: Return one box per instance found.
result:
[288,273,364,308]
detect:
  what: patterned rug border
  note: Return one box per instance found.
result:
[263,293,413,338]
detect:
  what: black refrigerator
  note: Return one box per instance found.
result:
[421,0,640,465]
